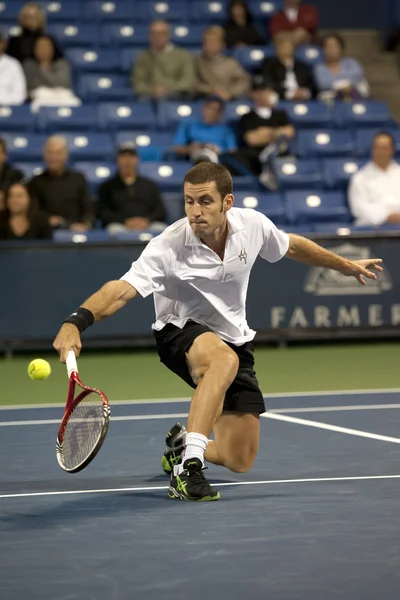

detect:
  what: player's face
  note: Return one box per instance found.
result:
[184,181,232,237]
[7,184,30,215]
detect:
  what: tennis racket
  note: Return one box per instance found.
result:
[56,350,110,473]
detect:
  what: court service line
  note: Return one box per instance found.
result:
[2,388,400,410]
[0,413,189,427]
[1,474,400,500]
[262,412,400,444]
[269,404,400,414]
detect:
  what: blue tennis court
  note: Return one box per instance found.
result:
[1,391,400,599]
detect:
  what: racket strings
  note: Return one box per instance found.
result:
[61,392,106,470]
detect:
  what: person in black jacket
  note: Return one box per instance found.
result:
[0,138,24,210]
[6,2,63,64]
[97,142,167,232]
[260,34,316,100]
[224,0,265,48]
[0,181,52,241]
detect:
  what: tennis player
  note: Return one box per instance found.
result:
[53,162,383,502]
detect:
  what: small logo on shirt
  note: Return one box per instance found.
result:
[238,249,247,264]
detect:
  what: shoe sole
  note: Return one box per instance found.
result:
[168,486,220,502]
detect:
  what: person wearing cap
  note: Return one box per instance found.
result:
[173,96,238,163]
[97,143,167,233]
[0,30,27,105]
[236,75,295,174]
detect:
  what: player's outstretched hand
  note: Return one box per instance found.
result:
[340,258,384,286]
[53,323,82,363]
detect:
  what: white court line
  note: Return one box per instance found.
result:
[0,413,189,427]
[1,388,400,411]
[269,404,400,414]
[1,474,400,500]
[263,412,400,444]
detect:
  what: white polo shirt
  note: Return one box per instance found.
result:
[121,207,289,345]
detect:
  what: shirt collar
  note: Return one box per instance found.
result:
[184,210,245,247]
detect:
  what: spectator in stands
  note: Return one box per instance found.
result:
[173,96,237,163]
[0,138,24,211]
[0,181,52,241]
[270,0,318,45]
[314,33,369,100]
[349,132,400,226]
[97,142,166,233]
[224,0,265,48]
[6,2,63,64]
[133,20,195,99]
[195,26,250,100]
[237,75,295,174]
[29,136,93,231]
[260,34,316,100]
[0,30,27,105]
[24,36,72,98]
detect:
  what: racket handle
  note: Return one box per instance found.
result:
[66,350,78,379]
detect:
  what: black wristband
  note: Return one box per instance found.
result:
[63,307,94,333]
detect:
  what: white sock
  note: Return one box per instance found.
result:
[174,432,208,475]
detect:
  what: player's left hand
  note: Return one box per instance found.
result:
[340,258,384,285]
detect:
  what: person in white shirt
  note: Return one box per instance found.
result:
[349,132,400,226]
[0,31,27,105]
[53,163,383,502]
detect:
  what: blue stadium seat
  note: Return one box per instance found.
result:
[275,158,323,190]
[354,128,400,157]
[142,1,188,22]
[101,24,148,47]
[279,101,331,128]
[284,190,351,224]
[190,1,227,22]
[37,106,98,132]
[14,163,45,180]
[115,131,174,161]
[120,48,146,72]
[111,230,162,241]
[322,158,366,189]
[47,24,99,48]
[0,105,35,132]
[332,101,392,129]
[38,1,82,21]
[98,103,156,131]
[296,130,354,158]
[66,48,121,73]
[0,2,27,21]
[170,24,205,47]
[312,223,355,235]
[158,101,202,129]
[162,192,185,224]
[72,162,114,191]
[61,133,115,161]
[139,161,190,191]
[2,133,48,161]
[249,1,282,19]
[280,223,315,234]
[85,1,136,21]
[232,46,274,71]
[79,74,133,102]
[224,100,253,123]
[295,45,324,66]
[233,192,286,223]
[1,22,22,39]
[53,230,112,243]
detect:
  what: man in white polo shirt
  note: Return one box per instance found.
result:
[54,163,383,502]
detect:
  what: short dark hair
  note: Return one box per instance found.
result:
[373,131,395,148]
[322,32,345,51]
[3,182,40,220]
[184,162,233,198]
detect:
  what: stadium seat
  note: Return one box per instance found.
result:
[97,103,156,131]
[279,101,332,128]
[1,23,22,39]
[66,48,121,73]
[85,1,136,21]
[72,162,115,191]
[312,223,355,235]
[232,46,274,71]
[162,192,185,224]
[115,131,174,161]
[190,1,227,22]
[14,163,45,180]
[170,24,205,47]
[234,192,286,223]
[0,1,27,20]
[101,24,148,47]
[120,48,146,72]
[322,158,366,189]
[332,101,392,129]
[53,230,112,243]
[111,230,161,241]
[142,1,188,22]
[275,158,323,190]
[37,106,98,132]
[60,133,115,161]
[139,161,191,191]
[284,190,351,224]
[47,24,99,48]
[79,74,133,102]
[158,101,203,129]
[38,1,82,21]
[2,133,48,161]
[295,45,324,66]
[280,223,314,234]
[224,100,253,123]
[0,105,35,132]
[295,130,355,158]
[354,128,400,157]
[249,1,282,19]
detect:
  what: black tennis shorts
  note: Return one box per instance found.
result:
[154,320,265,414]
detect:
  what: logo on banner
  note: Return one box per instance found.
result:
[304,244,393,296]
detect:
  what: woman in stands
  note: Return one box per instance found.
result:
[0,182,52,241]
[224,0,265,48]
[24,35,72,98]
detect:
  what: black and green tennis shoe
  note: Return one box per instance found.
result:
[161,422,187,474]
[168,458,220,502]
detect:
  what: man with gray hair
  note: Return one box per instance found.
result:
[29,135,93,231]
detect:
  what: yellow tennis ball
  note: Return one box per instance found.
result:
[28,359,51,381]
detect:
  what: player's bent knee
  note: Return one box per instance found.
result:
[226,449,257,473]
